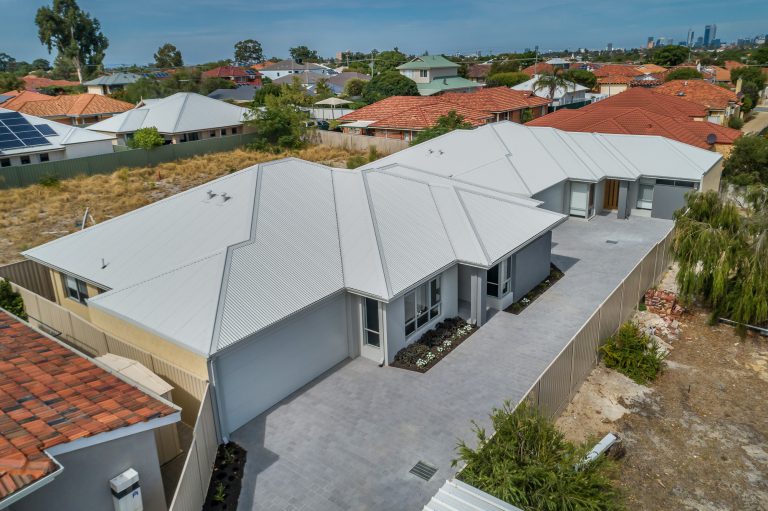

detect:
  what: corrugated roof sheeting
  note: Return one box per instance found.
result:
[217,161,345,350]
[429,186,487,265]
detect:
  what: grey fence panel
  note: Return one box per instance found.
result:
[0,260,55,301]
[655,238,667,281]
[599,285,623,341]
[620,265,642,322]
[640,245,658,294]
[538,343,574,419]
[570,312,601,393]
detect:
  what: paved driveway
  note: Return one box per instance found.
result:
[233,214,673,511]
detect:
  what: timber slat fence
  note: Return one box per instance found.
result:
[0,133,259,189]
[523,228,675,419]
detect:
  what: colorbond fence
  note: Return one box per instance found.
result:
[0,260,55,301]
[311,130,409,154]
[11,284,207,426]
[169,384,218,511]
[523,228,675,419]
[0,133,259,189]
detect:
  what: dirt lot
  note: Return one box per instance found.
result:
[0,145,362,265]
[557,271,768,510]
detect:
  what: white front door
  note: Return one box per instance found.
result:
[570,182,589,217]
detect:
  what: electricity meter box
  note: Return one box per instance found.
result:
[110,468,143,511]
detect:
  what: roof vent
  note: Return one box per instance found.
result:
[428,149,434,154]
[409,461,438,481]
[221,192,231,203]
[101,258,108,269]
[438,149,444,155]
[206,190,217,200]
[606,240,619,244]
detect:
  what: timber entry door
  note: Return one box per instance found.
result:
[603,179,620,210]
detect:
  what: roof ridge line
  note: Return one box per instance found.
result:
[486,124,533,195]
[453,188,491,265]
[329,170,346,288]
[171,93,191,134]
[427,186,460,262]
[360,171,393,298]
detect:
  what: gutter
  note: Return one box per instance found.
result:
[0,455,64,510]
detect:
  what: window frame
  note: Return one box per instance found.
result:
[487,256,514,299]
[404,276,441,337]
[636,179,655,210]
[39,153,49,163]
[62,274,89,304]
[20,155,30,165]
[419,69,428,78]
[362,298,381,348]
[0,158,10,168]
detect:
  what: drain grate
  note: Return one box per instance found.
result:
[605,239,619,244]
[409,461,438,481]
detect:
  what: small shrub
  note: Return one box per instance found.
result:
[128,127,165,150]
[727,116,744,130]
[38,173,60,188]
[367,145,379,163]
[346,154,367,169]
[456,401,623,510]
[600,322,665,384]
[0,279,27,320]
[213,482,226,502]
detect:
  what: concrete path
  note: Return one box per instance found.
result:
[233,215,672,511]
[742,109,768,135]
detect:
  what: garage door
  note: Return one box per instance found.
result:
[215,295,349,434]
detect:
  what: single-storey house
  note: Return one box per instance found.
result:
[511,74,591,108]
[20,75,81,91]
[1,92,134,126]
[207,85,259,104]
[363,121,723,222]
[0,109,115,168]
[202,66,262,87]
[23,158,566,436]
[83,73,142,95]
[259,60,336,81]
[467,64,492,83]
[272,71,370,95]
[86,92,251,145]
[397,55,483,96]
[0,311,180,511]
[652,79,741,126]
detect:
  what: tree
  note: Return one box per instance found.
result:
[664,67,703,81]
[246,94,309,150]
[234,39,263,66]
[411,111,473,145]
[154,43,183,68]
[651,45,689,66]
[0,53,15,72]
[252,82,281,106]
[345,61,372,75]
[279,76,312,106]
[563,68,597,89]
[731,66,766,90]
[313,78,334,101]
[343,78,366,97]
[289,45,318,62]
[489,60,520,74]
[374,49,408,74]
[0,279,26,320]
[485,72,529,88]
[722,135,768,186]
[533,70,571,100]
[128,127,165,149]
[673,189,768,327]
[0,73,24,93]
[361,71,419,104]
[31,58,51,71]
[35,0,109,83]
[116,77,164,103]
[752,45,768,65]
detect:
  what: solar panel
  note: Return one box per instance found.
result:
[0,112,54,153]
[0,112,23,121]
[35,124,57,136]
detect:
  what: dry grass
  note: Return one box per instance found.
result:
[0,145,363,265]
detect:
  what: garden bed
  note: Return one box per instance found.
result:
[504,264,563,314]
[203,442,247,511]
[391,317,476,373]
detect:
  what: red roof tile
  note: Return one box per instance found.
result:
[441,87,550,112]
[467,64,492,79]
[202,66,254,79]
[652,79,740,110]
[0,312,176,501]
[597,74,635,85]
[580,87,708,118]
[593,64,644,78]
[22,76,81,91]
[3,93,133,118]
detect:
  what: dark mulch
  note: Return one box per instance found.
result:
[504,264,564,315]
[391,317,477,373]
[203,442,247,511]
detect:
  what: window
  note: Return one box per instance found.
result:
[20,155,30,165]
[404,277,441,336]
[210,131,217,137]
[231,127,238,134]
[487,256,514,298]
[39,153,49,163]
[63,275,89,304]
[636,179,654,210]
[221,129,228,136]
[0,158,9,168]
[656,179,696,188]
[419,69,428,78]
[363,298,380,347]
[187,132,200,142]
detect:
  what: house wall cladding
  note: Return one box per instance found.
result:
[523,227,674,420]
[0,133,259,189]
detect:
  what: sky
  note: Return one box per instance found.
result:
[1,0,767,66]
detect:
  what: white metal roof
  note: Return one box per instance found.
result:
[86,93,249,135]
[0,108,113,156]
[511,74,589,100]
[362,122,722,195]
[25,157,564,357]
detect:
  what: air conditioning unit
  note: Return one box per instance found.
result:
[110,468,143,511]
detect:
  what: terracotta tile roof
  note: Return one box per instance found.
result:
[0,312,176,501]
[521,63,555,76]
[593,64,644,78]
[467,64,492,79]
[4,94,133,118]
[528,104,740,149]
[202,66,254,78]
[635,63,667,74]
[22,76,80,91]
[338,89,549,131]
[597,74,635,85]
[652,79,739,110]
[0,91,55,110]
[724,60,746,71]
[580,87,707,118]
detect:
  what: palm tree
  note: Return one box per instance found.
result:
[533,70,572,103]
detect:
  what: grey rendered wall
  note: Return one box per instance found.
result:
[385,265,458,363]
[512,231,552,300]
[593,180,605,215]
[12,429,166,511]
[214,294,349,434]
[532,182,566,214]
[458,264,473,302]
[651,184,691,219]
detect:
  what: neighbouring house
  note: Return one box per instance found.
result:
[207,85,259,104]
[201,66,262,86]
[652,79,741,125]
[86,92,251,146]
[23,157,566,437]
[0,92,134,126]
[83,73,142,95]
[21,75,81,91]
[592,64,645,96]
[363,121,723,222]
[0,108,115,167]
[466,64,492,83]
[634,63,667,75]
[271,71,371,96]
[511,74,591,108]
[724,60,746,71]
[0,311,180,511]
[527,89,742,156]
[520,60,587,77]
[397,55,483,96]
[337,88,550,140]
[259,60,337,80]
